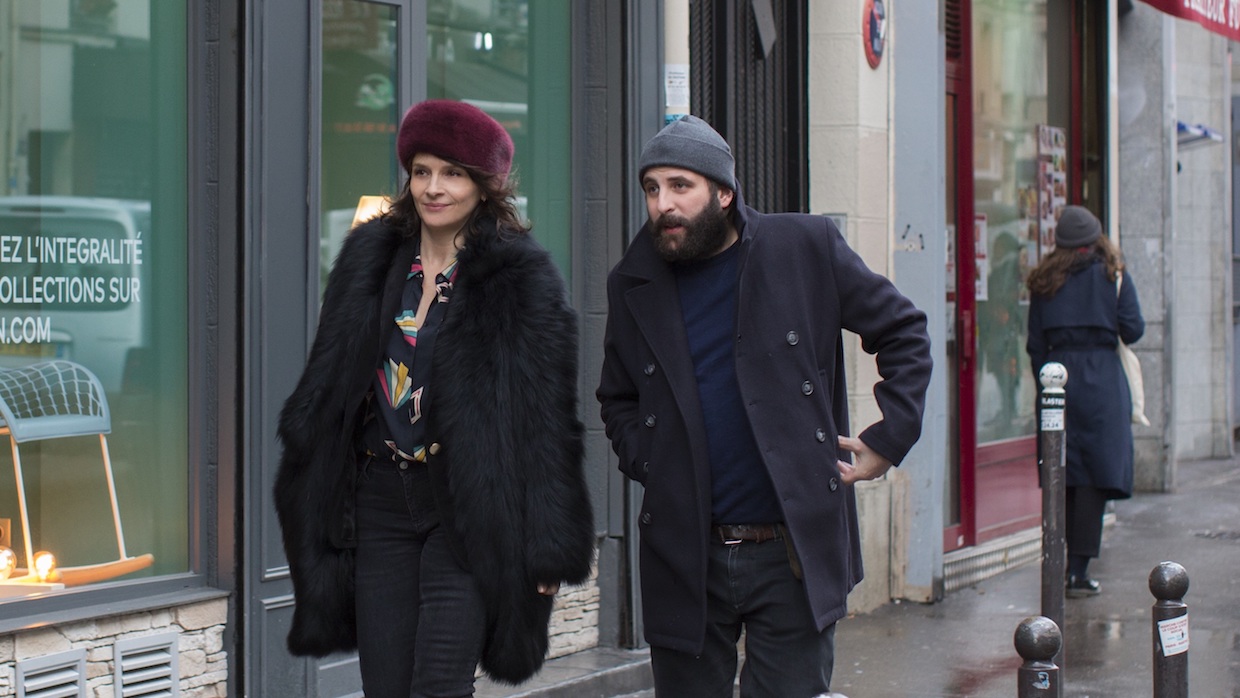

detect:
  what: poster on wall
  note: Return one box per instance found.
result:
[945,225,956,296]
[974,214,988,302]
[1015,184,1038,305]
[1036,124,1067,257]
[945,225,955,343]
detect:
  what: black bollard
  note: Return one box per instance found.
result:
[1037,363,1067,642]
[1014,615,1061,697]
[1149,561,1189,697]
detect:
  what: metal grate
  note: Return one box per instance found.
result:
[689,0,716,128]
[16,649,87,698]
[114,633,180,698]
[945,0,964,61]
[690,0,807,214]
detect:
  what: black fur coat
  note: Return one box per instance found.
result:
[274,216,595,684]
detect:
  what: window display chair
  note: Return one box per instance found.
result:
[0,360,153,588]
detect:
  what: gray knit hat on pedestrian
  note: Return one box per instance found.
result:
[638,115,737,191]
[1054,205,1102,248]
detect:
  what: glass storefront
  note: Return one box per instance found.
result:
[320,0,401,291]
[319,0,572,287]
[0,0,187,597]
[426,0,572,274]
[972,0,1045,444]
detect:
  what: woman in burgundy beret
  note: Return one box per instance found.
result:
[274,99,595,696]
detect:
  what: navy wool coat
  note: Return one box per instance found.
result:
[597,197,932,654]
[1027,259,1144,498]
[274,217,595,684]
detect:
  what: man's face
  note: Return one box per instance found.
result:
[642,167,735,263]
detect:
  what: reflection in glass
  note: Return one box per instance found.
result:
[317,1,573,283]
[427,0,571,275]
[320,0,400,292]
[0,0,188,598]
[972,0,1045,443]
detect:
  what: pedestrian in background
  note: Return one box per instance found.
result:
[274,99,595,697]
[1026,205,1144,598]
[597,115,932,697]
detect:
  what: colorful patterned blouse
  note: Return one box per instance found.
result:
[365,243,459,463]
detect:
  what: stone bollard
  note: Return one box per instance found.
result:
[1014,615,1061,697]
[1149,561,1189,697]
[1037,363,1067,641]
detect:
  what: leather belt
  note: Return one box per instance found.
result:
[712,523,782,545]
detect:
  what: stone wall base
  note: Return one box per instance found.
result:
[0,598,228,697]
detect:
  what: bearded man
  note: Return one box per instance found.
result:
[597,115,932,697]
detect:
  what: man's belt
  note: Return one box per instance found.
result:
[712,523,782,545]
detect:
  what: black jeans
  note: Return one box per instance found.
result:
[650,534,836,698]
[1065,485,1107,559]
[354,456,486,698]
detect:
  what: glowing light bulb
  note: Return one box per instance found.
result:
[0,546,14,580]
[32,550,56,582]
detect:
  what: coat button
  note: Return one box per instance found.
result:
[801,381,814,396]
[786,331,799,346]
[829,478,840,492]
[399,461,409,470]
[642,461,650,476]
[815,428,827,443]
[644,414,657,428]
[640,512,652,525]
[428,442,441,456]
[644,362,656,376]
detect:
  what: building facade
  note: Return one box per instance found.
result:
[0,1,637,695]
[0,1,1231,696]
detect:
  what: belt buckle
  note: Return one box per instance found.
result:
[723,536,743,545]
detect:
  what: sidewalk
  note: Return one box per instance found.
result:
[829,455,1240,697]
[479,456,1240,697]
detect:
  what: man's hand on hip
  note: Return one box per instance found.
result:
[837,435,893,485]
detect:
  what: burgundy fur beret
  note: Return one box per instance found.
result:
[396,99,514,177]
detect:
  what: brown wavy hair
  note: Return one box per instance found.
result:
[382,156,528,242]
[1026,235,1123,297]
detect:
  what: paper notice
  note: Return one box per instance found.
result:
[1157,615,1189,657]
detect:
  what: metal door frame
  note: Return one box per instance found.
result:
[241,2,421,696]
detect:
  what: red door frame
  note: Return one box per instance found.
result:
[947,0,1089,553]
[944,0,976,553]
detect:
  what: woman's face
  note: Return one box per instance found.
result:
[408,153,483,237]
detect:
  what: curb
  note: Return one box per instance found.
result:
[475,647,652,698]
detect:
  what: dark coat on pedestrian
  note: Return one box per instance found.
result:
[597,197,932,654]
[1027,258,1144,498]
[274,216,596,684]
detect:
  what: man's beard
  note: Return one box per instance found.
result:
[651,196,730,263]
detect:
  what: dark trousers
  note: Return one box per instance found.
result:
[1065,485,1107,559]
[354,457,486,698]
[650,535,835,698]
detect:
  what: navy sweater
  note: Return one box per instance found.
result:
[676,242,782,524]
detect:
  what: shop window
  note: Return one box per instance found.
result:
[320,0,401,292]
[972,0,1047,444]
[319,0,572,287]
[0,0,188,599]
[426,0,572,276]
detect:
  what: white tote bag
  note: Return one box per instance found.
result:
[1116,274,1150,426]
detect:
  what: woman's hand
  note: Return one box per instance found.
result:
[837,435,894,486]
[537,582,560,596]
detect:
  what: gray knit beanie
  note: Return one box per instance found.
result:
[638,115,737,190]
[1054,205,1102,248]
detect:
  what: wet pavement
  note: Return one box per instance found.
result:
[482,456,1240,697]
[829,455,1240,697]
